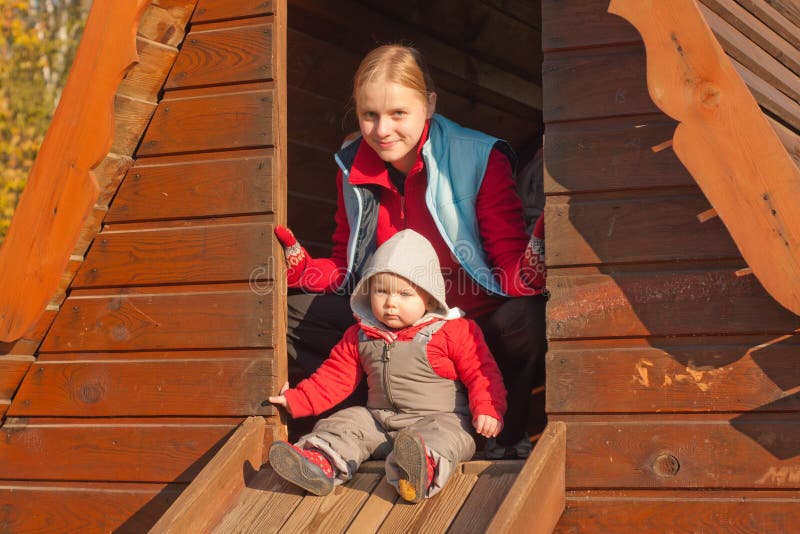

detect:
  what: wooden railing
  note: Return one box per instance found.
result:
[609,0,800,316]
[0,0,151,341]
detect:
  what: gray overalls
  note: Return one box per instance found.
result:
[297,321,476,498]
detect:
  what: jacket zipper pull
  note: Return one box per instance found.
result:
[383,342,391,361]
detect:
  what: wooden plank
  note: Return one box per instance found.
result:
[544,115,694,194]
[288,193,336,248]
[0,399,9,419]
[74,221,273,287]
[344,476,399,534]
[355,0,543,83]
[94,153,133,209]
[288,142,338,201]
[377,468,478,533]
[0,481,184,533]
[211,467,304,533]
[193,0,274,23]
[166,21,274,89]
[278,472,383,533]
[40,286,276,352]
[733,56,800,132]
[449,467,519,533]
[0,1,151,343]
[548,339,800,413]
[561,414,800,489]
[547,268,800,340]
[542,0,641,52]
[107,150,274,223]
[150,417,266,533]
[111,94,158,156]
[289,0,542,110]
[609,0,800,317]
[768,115,800,167]
[139,0,198,47]
[488,422,566,533]
[555,489,800,533]
[71,206,107,257]
[700,0,800,79]
[546,191,738,267]
[482,0,541,31]
[0,419,238,482]
[701,4,800,105]
[48,256,82,307]
[765,0,800,29]
[737,0,800,50]
[118,36,179,103]
[0,355,33,398]
[10,356,277,417]
[543,45,658,123]
[138,86,274,156]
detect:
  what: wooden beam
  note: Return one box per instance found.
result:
[149,416,266,533]
[609,0,800,317]
[487,421,566,533]
[0,0,151,342]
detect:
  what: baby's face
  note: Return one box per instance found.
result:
[369,273,431,330]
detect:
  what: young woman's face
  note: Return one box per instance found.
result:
[369,272,431,330]
[356,78,435,174]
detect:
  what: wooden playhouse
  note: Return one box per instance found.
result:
[0,0,798,531]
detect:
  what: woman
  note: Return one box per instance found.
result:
[276,44,546,458]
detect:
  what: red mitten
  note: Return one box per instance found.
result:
[274,225,310,285]
[521,214,546,289]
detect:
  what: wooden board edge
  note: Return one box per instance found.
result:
[487,421,566,534]
[149,415,265,533]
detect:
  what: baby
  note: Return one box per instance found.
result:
[269,229,506,502]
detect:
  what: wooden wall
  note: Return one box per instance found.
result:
[285,0,544,257]
[0,1,287,531]
[543,1,800,531]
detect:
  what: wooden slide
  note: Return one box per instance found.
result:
[149,418,566,533]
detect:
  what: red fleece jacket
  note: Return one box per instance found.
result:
[283,317,507,422]
[287,120,545,318]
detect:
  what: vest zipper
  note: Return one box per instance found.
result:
[383,341,398,411]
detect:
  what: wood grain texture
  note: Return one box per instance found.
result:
[118,36,179,102]
[546,191,738,267]
[93,153,134,210]
[0,419,239,482]
[74,220,274,287]
[609,0,800,316]
[138,86,274,156]
[488,422,566,533]
[548,338,800,413]
[0,481,184,533]
[0,356,33,398]
[543,45,658,123]
[40,285,276,352]
[561,414,800,489]
[544,115,693,194]
[0,0,150,342]
[139,0,198,47]
[107,150,274,223]
[10,356,277,417]
[193,0,274,23]
[542,0,640,51]
[111,94,159,156]
[555,489,800,533]
[151,416,266,533]
[737,0,800,50]
[732,56,800,132]
[166,21,274,89]
[547,267,800,340]
[343,475,399,534]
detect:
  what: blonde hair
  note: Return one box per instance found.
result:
[353,44,436,104]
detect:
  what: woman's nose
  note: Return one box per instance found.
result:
[375,117,390,137]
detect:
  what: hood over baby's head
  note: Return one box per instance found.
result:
[350,230,451,326]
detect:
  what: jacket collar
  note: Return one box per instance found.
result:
[347,120,431,188]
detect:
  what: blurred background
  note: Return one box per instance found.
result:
[0,0,91,241]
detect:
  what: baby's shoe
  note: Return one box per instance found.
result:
[393,429,436,503]
[484,434,533,460]
[269,441,335,495]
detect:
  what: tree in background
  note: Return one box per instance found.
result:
[0,0,92,240]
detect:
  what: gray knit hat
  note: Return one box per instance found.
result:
[350,230,450,325]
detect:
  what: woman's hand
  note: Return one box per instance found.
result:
[268,381,293,417]
[274,225,311,285]
[473,414,503,438]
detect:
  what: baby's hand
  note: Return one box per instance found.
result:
[473,414,503,438]
[268,381,293,417]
